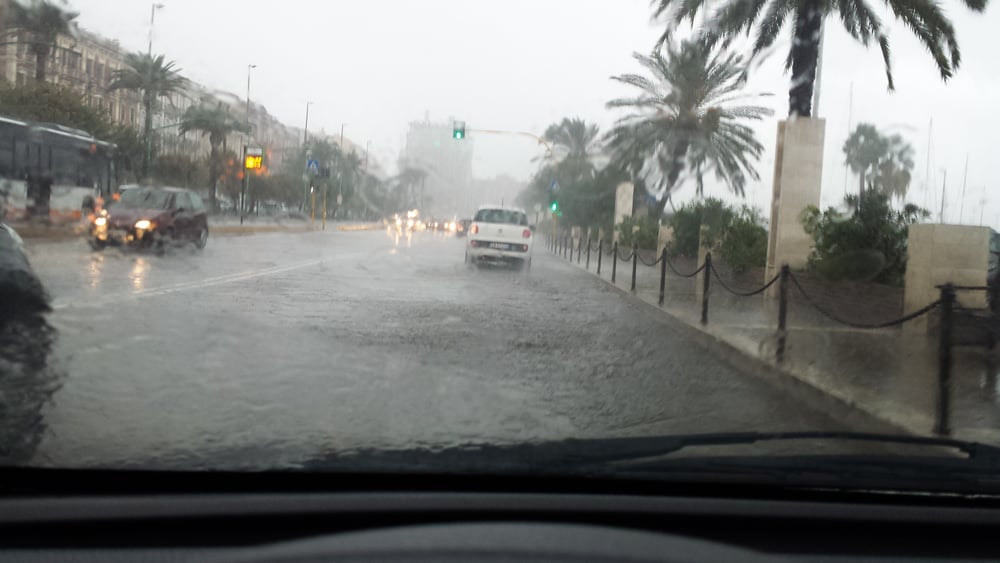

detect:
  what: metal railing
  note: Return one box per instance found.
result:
[547,234,977,437]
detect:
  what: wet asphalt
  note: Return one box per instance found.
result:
[9,227,887,470]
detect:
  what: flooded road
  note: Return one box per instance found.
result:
[11,228,883,470]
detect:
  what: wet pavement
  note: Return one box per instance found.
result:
[560,240,1000,442]
[7,229,900,470]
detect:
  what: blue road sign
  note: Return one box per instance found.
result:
[307,159,320,174]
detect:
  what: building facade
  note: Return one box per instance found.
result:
[0,1,363,183]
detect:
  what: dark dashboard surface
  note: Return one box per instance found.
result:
[2,470,1000,562]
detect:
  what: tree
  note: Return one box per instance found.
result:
[108,53,189,179]
[653,0,989,118]
[800,188,929,285]
[178,98,249,211]
[539,118,604,180]
[843,123,915,203]
[605,40,772,218]
[6,0,79,83]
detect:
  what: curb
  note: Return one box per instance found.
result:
[336,223,384,232]
[553,253,920,437]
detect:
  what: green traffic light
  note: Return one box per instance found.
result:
[550,201,558,212]
[453,131,464,140]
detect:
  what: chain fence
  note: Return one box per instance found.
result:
[546,234,989,437]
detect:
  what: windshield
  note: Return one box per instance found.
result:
[474,209,528,225]
[114,189,172,210]
[1,0,999,493]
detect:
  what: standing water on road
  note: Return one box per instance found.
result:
[1,0,999,499]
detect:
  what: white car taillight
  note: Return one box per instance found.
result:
[522,229,531,238]
[470,224,479,234]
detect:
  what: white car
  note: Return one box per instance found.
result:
[465,206,533,270]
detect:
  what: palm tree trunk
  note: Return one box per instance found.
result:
[788,2,823,117]
[859,170,866,208]
[653,140,691,218]
[208,142,219,212]
[141,93,154,179]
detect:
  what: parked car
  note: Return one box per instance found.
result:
[465,206,533,270]
[92,187,209,253]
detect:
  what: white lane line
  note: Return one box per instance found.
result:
[51,259,323,311]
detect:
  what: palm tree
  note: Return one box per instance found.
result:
[605,40,772,218]
[843,123,887,199]
[108,53,189,179]
[653,0,988,117]
[179,99,249,211]
[844,123,914,202]
[8,0,79,83]
[539,118,604,179]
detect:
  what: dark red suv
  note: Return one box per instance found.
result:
[91,187,209,253]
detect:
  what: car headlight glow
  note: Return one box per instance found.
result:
[94,217,107,226]
[135,219,152,230]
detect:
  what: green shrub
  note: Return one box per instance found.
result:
[800,188,929,285]
[616,215,659,249]
[664,199,767,273]
[718,207,768,274]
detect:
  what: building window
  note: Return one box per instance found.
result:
[86,59,93,74]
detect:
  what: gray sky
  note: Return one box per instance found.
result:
[70,0,998,225]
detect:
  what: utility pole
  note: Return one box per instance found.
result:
[940,170,947,224]
[241,64,255,225]
[812,17,825,116]
[959,154,969,224]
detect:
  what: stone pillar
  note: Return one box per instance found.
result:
[765,118,825,295]
[904,224,991,334]
[657,225,674,257]
[613,182,634,243]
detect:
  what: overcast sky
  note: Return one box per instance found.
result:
[68,0,998,224]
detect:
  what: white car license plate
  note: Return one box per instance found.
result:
[489,243,510,250]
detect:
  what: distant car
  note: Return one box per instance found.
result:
[465,206,533,270]
[92,187,209,253]
[456,219,471,237]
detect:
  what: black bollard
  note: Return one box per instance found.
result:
[611,241,618,284]
[701,252,712,325]
[777,265,789,363]
[597,239,603,275]
[658,247,667,305]
[630,244,638,292]
[586,238,591,270]
[935,283,955,436]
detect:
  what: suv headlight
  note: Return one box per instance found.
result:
[135,219,152,230]
[94,217,107,226]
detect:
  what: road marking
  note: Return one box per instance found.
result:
[51,259,323,311]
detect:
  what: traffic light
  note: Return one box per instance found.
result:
[453,120,466,140]
[550,200,558,212]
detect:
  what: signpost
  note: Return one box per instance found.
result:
[241,146,263,225]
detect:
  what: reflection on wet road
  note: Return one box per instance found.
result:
[16,229,883,470]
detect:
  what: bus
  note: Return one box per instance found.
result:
[0,115,116,223]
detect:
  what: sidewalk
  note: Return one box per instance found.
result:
[558,243,1000,443]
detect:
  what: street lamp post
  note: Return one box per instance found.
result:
[148,3,164,56]
[302,101,313,212]
[336,123,346,219]
[241,64,256,225]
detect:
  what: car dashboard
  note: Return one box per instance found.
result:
[2,470,1000,562]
